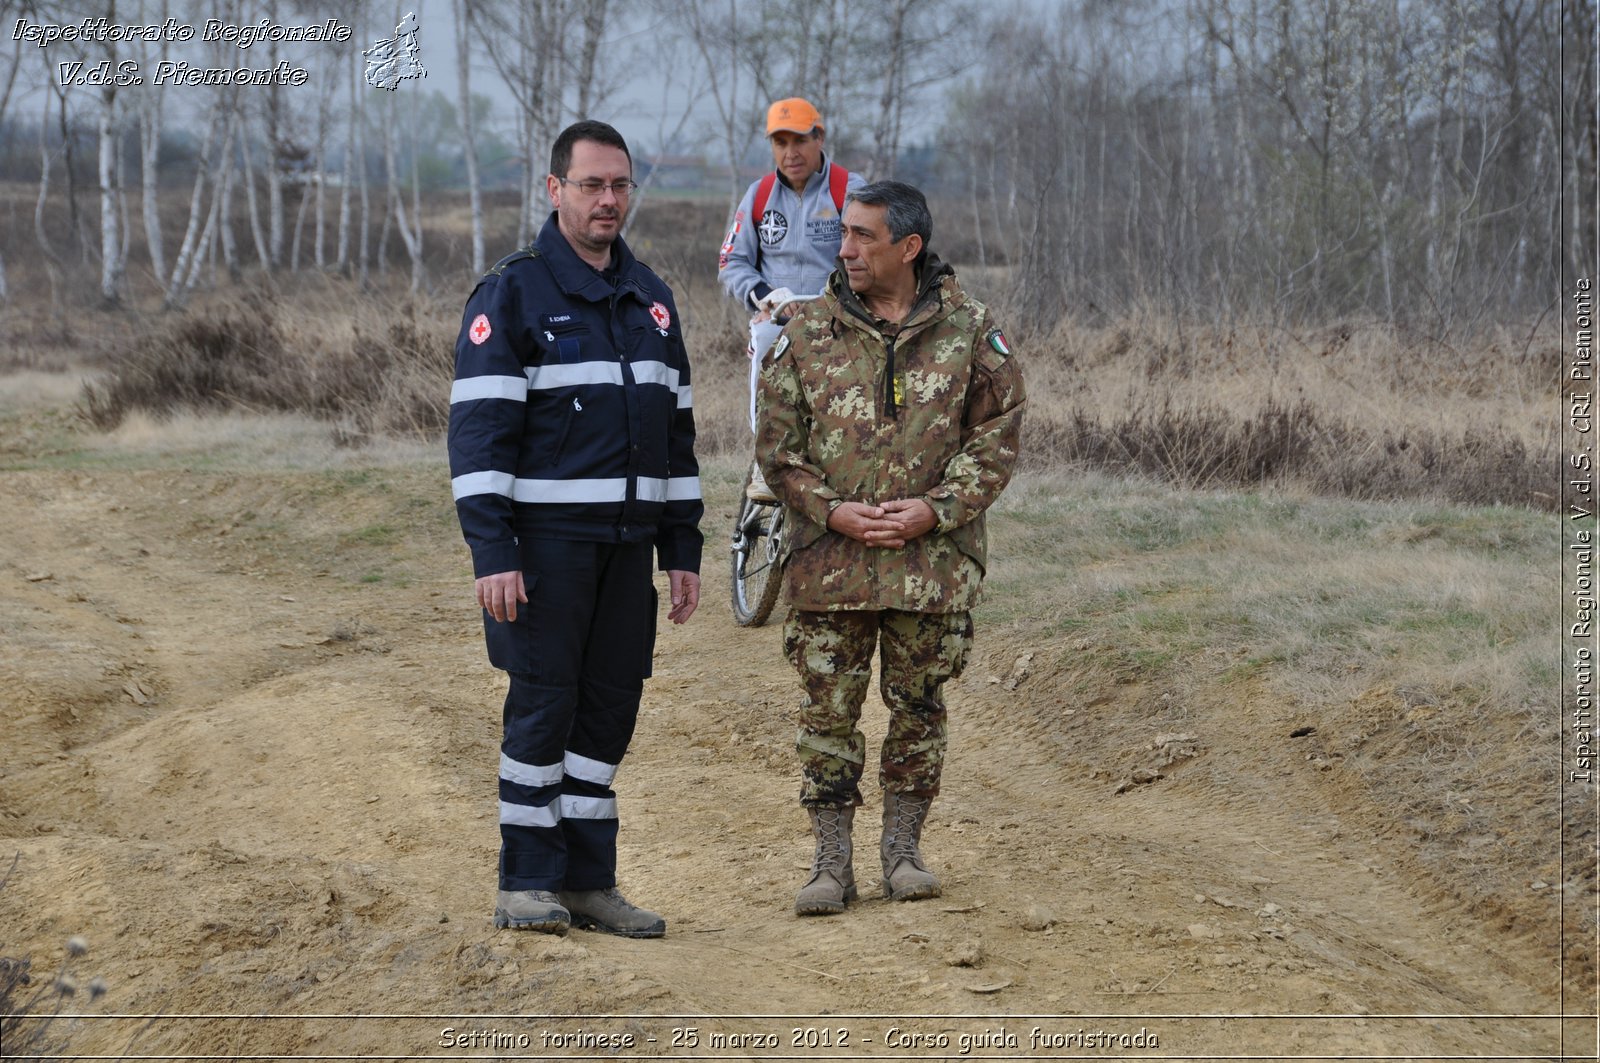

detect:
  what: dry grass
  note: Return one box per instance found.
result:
[1010,311,1558,510]
[77,283,458,443]
[52,276,1560,514]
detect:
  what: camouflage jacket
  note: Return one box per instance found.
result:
[755,256,1025,613]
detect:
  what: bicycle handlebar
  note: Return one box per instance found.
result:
[764,293,821,326]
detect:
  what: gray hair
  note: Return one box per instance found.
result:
[845,180,932,246]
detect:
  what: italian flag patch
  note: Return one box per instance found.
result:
[986,328,1011,357]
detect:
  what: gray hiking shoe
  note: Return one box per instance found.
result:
[795,804,856,916]
[558,887,666,938]
[494,889,570,933]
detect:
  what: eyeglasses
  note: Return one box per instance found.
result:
[558,177,638,197]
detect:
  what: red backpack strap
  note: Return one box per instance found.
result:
[753,172,778,221]
[828,163,849,212]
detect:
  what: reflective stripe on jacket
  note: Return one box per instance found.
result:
[449,213,704,579]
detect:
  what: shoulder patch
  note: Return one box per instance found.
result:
[986,327,1011,358]
[772,333,791,360]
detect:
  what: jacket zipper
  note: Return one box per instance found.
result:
[883,335,898,418]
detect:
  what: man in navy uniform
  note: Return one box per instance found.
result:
[449,120,703,937]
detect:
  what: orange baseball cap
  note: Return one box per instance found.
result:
[767,97,823,136]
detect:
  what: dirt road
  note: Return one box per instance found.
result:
[0,420,1583,1058]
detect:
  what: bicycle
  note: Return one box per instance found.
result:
[729,465,784,626]
[728,294,817,628]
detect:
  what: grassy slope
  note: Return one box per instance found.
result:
[979,471,1579,963]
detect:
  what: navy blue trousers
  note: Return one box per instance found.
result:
[488,538,656,891]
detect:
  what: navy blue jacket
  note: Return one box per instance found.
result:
[448,213,704,578]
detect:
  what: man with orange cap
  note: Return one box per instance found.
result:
[719,97,864,501]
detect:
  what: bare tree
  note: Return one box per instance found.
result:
[164,98,228,308]
[133,0,170,293]
[380,87,424,290]
[663,0,753,205]
[95,72,123,302]
[474,0,565,242]
[863,0,971,178]
[0,0,26,300]
[455,0,484,273]
[238,118,272,272]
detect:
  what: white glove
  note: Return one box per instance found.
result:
[756,287,797,313]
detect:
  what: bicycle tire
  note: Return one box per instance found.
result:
[729,468,785,627]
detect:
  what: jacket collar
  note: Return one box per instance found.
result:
[777,152,835,195]
[532,211,648,305]
[830,253,960,334]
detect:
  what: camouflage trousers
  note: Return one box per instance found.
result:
[783,608,975,807]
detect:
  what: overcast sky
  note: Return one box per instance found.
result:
[4,2,720,155]
[409,2,705,153]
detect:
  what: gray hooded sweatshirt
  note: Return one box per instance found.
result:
[718,154,866,310]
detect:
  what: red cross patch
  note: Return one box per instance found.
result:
[650,302,671,330]
[468,313,492,345]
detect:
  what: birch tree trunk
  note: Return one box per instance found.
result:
[35,85,57,263]
[334,6,358,273]
[97,82,123,303]
[356,69,371,286]
[456,0,484,273]
[138,79,166,292]
[868,0,908,179]
[313,56,332,271]
[217,117,239,280]
[336,91,353,273]
[240,126,271,270]
[174,145,224,304]
[381,92,424,288]
[0,25,20,299]
[165,103,225,307]
[290,169,310,271]
[573,0,607,117]
[34,84,67,326]
[265,3,285,269]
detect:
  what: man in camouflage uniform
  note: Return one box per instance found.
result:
[755,180,1025,916]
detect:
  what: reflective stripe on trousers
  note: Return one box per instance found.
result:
[495,539,657,891]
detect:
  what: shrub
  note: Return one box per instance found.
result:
[81,294,306,428]
[1028,397,1557,511]
[0,856,107,1057]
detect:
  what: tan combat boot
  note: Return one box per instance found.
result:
[794,804,856,916]
[880,792,941,901]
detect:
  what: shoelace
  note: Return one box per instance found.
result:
[885,797,930,861]
[811,809,850,870]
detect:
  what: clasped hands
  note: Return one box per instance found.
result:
[826,498,937,549]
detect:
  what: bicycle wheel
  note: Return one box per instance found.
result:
[729,471,785,627]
